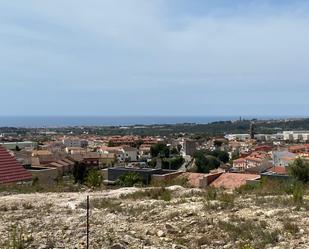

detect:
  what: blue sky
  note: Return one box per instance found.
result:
[0,0,309,116]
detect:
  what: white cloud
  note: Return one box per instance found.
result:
[0,0,308,115]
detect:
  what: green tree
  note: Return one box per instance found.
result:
[170,147,179,156]
[148,159,157,168]
[162,156,185,170]
[73,162,87,184]
[289,158,309,183]
[133,140,144,148]
[213,140,223,147]
[210,150,230,163]
[150,143,169,158]
[193,151,220,173]
[177,144,182,153]
[193,150,208,172]
[107,140,115,147]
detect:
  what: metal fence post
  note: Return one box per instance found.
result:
[87,195,89,249]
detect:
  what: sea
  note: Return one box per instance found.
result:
[0,116,299,128]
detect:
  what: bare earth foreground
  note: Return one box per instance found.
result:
[1,186,309,249]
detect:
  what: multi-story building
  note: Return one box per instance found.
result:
[182,139,197,156]
[283,131,309,142]
[62,139,88,148]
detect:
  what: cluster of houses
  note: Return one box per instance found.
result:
[0,130,308,189]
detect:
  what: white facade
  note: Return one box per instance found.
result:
[283,131,309,141]
[225,134,250,141]
[63,139,88,148]
[122,147,138,161]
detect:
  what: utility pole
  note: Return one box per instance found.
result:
[86,195,89,249]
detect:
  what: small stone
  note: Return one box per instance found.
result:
[165,224,177,233]
[277,235,284,242]
[145,229,154,236]
[172,244,187,249]
[156,230,165,237]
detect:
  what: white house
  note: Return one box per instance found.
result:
[63,139,88,148]
[122,147,138,162]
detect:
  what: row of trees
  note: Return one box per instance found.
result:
[150,143,181,158]
[149,143,184,170]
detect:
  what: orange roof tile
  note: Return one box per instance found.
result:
[210,173,260,190]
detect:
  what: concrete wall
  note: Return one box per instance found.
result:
[260,173,291,181]
[28,167,59,186]
[152,171,183,182]
[108,168,162,183]
[204,173,223,186]
[101,168,108,181]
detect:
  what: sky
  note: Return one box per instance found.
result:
[0,0,309,117]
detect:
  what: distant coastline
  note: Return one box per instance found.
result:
[0,115,305,128]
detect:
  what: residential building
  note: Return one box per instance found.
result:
[0,145,32,184]
[272,151,297,167]
[0,141,38,150]
[182,139,197,156]
[122,147,138,161]
[283,131,309,142]
[63,139,88,148]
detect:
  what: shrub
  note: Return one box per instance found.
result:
[0,205,8,212]
[32,176,39,187]
[206,187,217,200]
[218,193,235,207]
[289,158,309,183]
[160,189,172,201]
[283,220,299,235]
[293,182,304,205]
[4,225,26,249]
[10,204,18,211]
[236,178,294,196]
[218,218,279,247]
[79,198,123,213]
[121,187,172,201]
[236,183,256,194]
[86,170,102,188]
[22,202,33,210]
[117,172,142,187]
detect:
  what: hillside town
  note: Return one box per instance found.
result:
[1,123,309,190]
[2,0,309,247]
[2,122,309,248]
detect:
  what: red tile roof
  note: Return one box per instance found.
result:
[210,173,260,190]
[0,146,32,184]
[268,166,287,175]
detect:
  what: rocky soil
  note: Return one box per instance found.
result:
[0,186,309,249]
